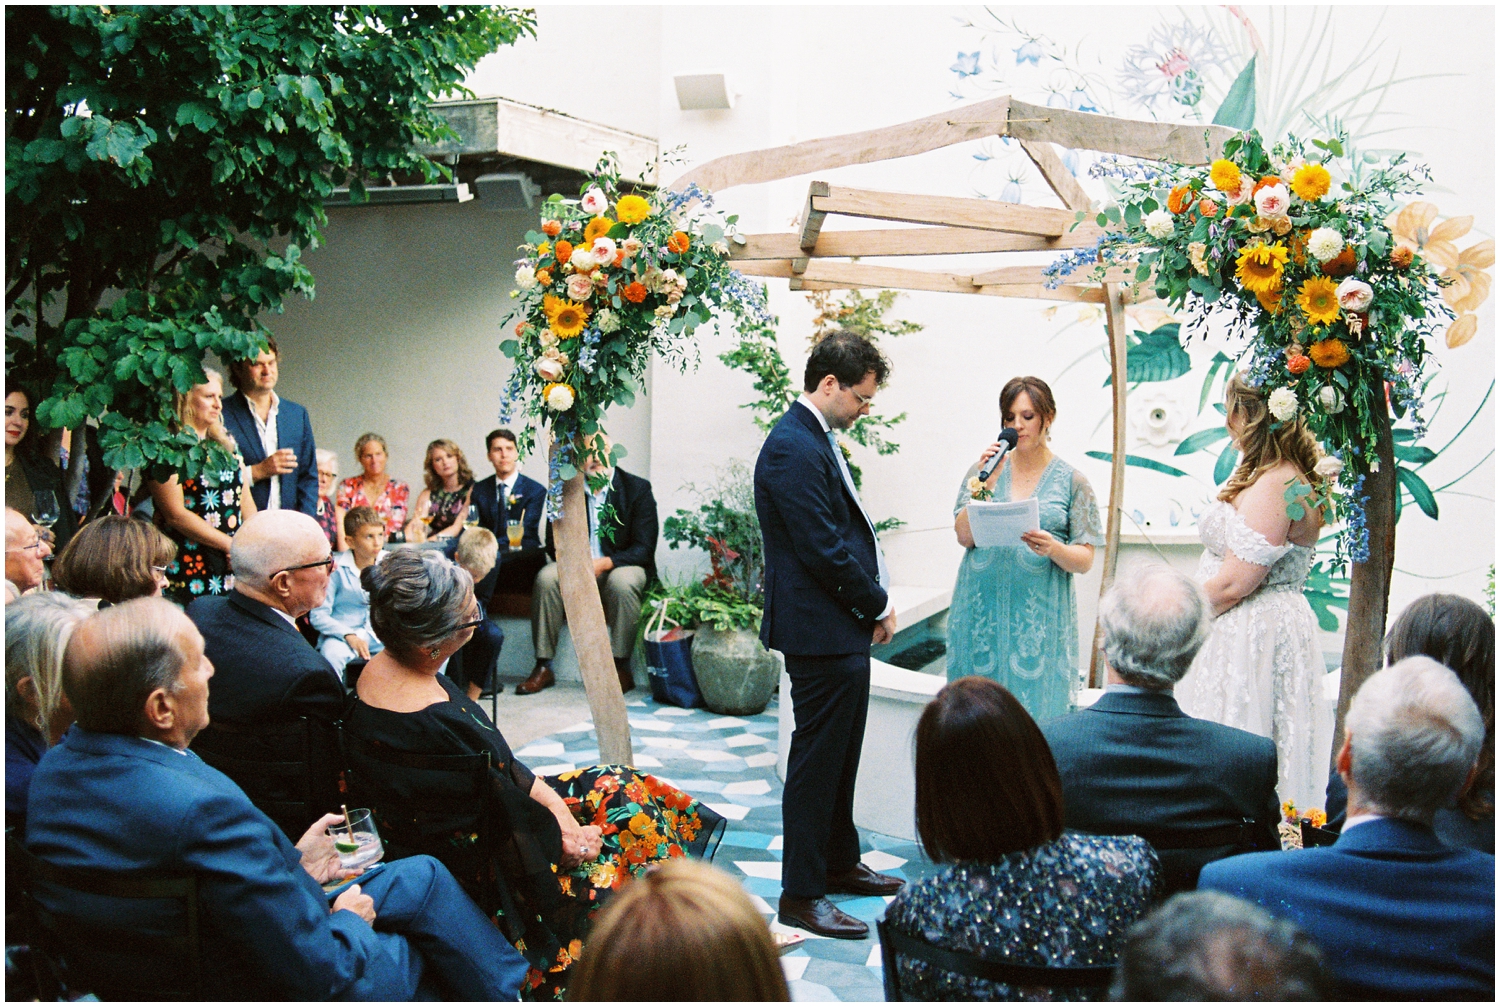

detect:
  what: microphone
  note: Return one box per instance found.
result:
[976,428,1019,482]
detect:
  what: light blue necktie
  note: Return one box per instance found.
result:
[827,431,890,592]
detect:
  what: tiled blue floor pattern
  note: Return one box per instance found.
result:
[512,692,938,1002]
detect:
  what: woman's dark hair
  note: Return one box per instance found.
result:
[999,376,1057,431]
[363,547,472,660]
[802,330,890,393]
[914,677,1064,862]
[1386,593,1496,819]
[53,516,176,604]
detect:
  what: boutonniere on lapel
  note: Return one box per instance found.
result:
[506,493,520,509]
[836,437,853,464]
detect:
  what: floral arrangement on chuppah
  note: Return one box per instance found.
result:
[500,155,769,510]
[1056,128,1487,566]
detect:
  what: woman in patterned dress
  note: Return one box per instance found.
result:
[947,377,1103,722]
[147,368,256,605]
[883,677,1159,1001]
[404,438,475,546]
[335,432,410,542]
[342,549,724,1000]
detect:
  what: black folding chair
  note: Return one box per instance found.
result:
[1300,817,1340,848]
[1111,819,1272,895]
[877,917,1117,1000]
[191,716,332,841]
[7,832,202,1001]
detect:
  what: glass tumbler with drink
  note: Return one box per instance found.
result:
[335,807,385,870]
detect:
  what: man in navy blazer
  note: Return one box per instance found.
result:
[221,336,320,516]
[1042,564,1281,893]
[25,597,528,1000]
[473,427,548,600]
[755,331,903,940]
[1201,656,1494,1000]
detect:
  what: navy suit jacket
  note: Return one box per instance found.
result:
[543,467,659,580]
[473,471,545,549]
[25,729,420,999]
[1201,817,1495,999]
[222,391,319,516]
[754,403,886,656]
[1042,689,1281,890]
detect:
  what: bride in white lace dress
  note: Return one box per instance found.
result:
[1177,375,1335,810]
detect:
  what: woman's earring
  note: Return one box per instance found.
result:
[429,647,441,659]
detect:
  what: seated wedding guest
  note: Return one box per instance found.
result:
[1202,656,1494,999]
[308,507,386,676]
[314,448,343,550]
[449,526,503,702]
[342,548,722,999]
[336,432,409,542]
[52,515,175,605]
[1325,592,1494,852]
[6,592,94,830]
[881,677,1158,1000]
[1111,891,1329,1001]
[405,438,475,550]
[568,859,789,1002]
[521,436,657,695]
[1042,563,1281,893]
[5,388,77,550]
[4,507,52,594]
[147,368,257,604]
[474,428,547,596]
[24,597,528,1000]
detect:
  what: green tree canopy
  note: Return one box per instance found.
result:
[6,5,533,488]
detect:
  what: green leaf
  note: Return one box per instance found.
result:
[1397,467,1439,519]
[1084,451,1190,478]
[1213,441,1239,484]
[558,462,578,481]
[1212,55,1257,130]
[246,89,265,110]
[1285,502,1306,520]
[1124,203,1141,229]
[1175,427,1230,455]
[499,338,519,357]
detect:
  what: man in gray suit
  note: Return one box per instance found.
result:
[1042,563,1281,893]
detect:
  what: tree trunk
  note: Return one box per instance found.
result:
[552,460,633,767]
[1332,379,1397,768]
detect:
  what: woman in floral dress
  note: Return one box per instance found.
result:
[342,549,724,1000]
[147,368,256,605]
[404,438,475,548]
[335,432,410,542]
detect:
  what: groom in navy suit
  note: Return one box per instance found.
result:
[755,330,903,939]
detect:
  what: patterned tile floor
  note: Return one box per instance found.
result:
[511,692,940,1002]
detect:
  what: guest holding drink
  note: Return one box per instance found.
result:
[405,439,475,548]
[308,506,386,676]
[4,388,77,551]
[335,433,409,543]
[947,377,1102,721]
[146,368,257,605]
[314,448,343,550]
[473,428,547,596]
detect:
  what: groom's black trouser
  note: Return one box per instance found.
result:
[781,651,871,899]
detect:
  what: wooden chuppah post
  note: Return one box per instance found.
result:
[1090,282,1131,688]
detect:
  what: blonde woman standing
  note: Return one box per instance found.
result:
[1176,374,1334,810]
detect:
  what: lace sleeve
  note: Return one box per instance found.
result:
[1223,508,1295,567]
[1068,469,1105,546]
[953,463,982,518]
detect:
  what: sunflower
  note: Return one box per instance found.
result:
[615,194,651,225]
[1209,159,1242,193]
[546,297,589,337]
[1235,242,1289,293]
[1308,337,1350,368]
[1255,284,1284,315]
[584,216,614,243]
[1291,163,1332,201]
[1168,185,1193,214]
[1297,277,1341,327]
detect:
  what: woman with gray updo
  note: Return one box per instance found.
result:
[343,548,723,999]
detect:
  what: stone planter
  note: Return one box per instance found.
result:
[691,625,780,716]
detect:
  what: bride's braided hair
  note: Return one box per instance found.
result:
[1218,373,1325,504]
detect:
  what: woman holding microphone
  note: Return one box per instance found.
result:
[947,377,1102,721]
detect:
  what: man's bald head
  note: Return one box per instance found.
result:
[5,507,49,592]
[230,510,332,617]
[64,598,200,737]
[4,508,29,547]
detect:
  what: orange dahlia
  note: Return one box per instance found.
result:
[1168,186,1193,214]
[554,240,573,265]
[1321,247,1356,276]
[1308,338,1350,368]
[535,268,552,286]
[1390,245,1415,269]
[1287,354,1312,374]
[541,219,562,237]
[1198,199,1220,218]
[1252,175,1283,196]
[667,231,690,254]
[622,281,647,303]
[1297,277,1342,327]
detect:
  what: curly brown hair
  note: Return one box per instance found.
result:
[421,438,474,493]
[1219,373,1325,504]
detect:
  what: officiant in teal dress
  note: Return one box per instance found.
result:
[947,377,1103,722]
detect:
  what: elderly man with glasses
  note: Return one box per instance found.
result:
[185,510,345,836]
[5,507,52,595]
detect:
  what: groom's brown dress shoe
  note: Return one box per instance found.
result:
[515,663,555,695]
[826,863,905,896]
[777,896,869,939]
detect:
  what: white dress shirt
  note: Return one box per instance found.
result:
[249,392,282,510]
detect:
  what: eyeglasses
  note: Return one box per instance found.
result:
[275,555,335,577]
[6,540,43,555]
[843,385,875,407]
[454,602,485,634]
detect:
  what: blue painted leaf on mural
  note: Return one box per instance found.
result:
[1175,427,1230,455]
[1104,323,1190,385]
[1085,451,1190,478]
[1212,55,1257,130]
[1397,467,1439,519]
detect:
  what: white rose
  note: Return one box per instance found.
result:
[1316,385,1345,414]
[534,356,565,382]
[591,236,617,262]
[1314,456,1345,479]
[1267,386,1299,422]
[654,304,675,319]
[596,308,621,333]
[580,187,608,215]
[538,329,558,348]
[569,248,597,273]
[1336,278,1373,313]
[1143,209,1175,240]
[1253,183,1290,218]
[545,384,575,412]
[621,237,643,258]
[1307,227,1344,263]
[514,265,536,289]
[566,274,594,301]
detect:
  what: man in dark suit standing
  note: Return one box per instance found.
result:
[1042,563,1281,893]
[472,428,547,599]
[25,597,528,1000]
[186,510,345,830]
[519,437,657,696]
[755,331,903,939]
[221,336,320,516]
[1201,656,1493,999]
